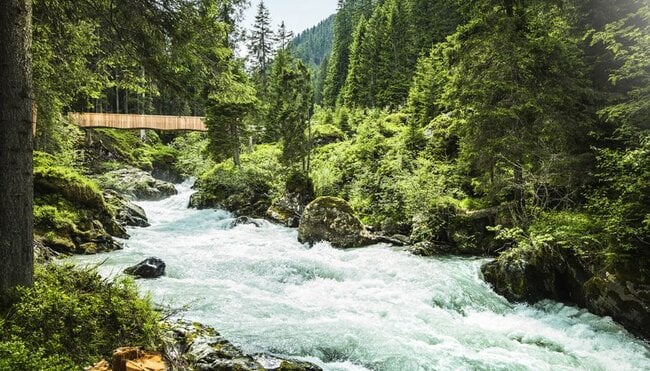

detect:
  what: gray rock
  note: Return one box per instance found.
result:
[298,197,377,248]
[104,189,149,227]
[163,320,322,371]
[96,167,177,201]
[124,257,166,278]
[229,216,264,228]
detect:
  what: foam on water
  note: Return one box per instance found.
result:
[72,181,650,371]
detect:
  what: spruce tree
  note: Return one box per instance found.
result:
[266,50,313,169]
[322,0,374,107]
[274,21,294,50]
[248,0,274,89]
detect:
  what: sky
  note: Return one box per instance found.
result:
[241,0,338,36]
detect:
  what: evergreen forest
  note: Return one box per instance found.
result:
[0,0,648,369]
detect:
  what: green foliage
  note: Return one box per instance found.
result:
[0,340,75,371]
[171,132,214,177]
[0,264,161,367]
[192,144,283,216]
[590,137,650,252]
[205,62,258,167]
[323,0,375,106]
[34,156,105,211]
[266,50,313,168]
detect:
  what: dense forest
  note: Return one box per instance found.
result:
[0,0,648,368]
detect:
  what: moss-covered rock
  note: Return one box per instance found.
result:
[298,197,378,248]
[267,172,315,227]
[33,155,125,255]
[583,258,650,339]
[482,245,650,339]
[95,167,177,201]
[162,321,322,371]
[190,166,274,217]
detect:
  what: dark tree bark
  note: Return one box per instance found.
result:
[0,0,34,293]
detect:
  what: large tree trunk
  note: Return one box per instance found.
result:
[0,0,34,293]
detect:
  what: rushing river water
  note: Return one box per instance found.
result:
[73,181,650,370]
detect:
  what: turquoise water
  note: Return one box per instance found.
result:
[73,181,650,371]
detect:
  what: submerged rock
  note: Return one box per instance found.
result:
[482,245,650,339]
[163,320,322,371]
[298,197,377,248]
[124,257,166,279]
[229,216,265,228]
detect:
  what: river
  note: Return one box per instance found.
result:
[73,181,650,371]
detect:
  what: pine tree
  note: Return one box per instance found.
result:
[443,2,594,220]
[322,0,374,107]
[206,62,257,168]
[266,50,313,169]
[341,17,373,107]
[274,21,294,50]
[248,0,274,89]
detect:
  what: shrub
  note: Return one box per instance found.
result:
[0,264,161,367]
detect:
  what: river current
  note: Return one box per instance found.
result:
[73,181,650,370]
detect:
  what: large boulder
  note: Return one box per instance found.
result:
[104,190,149,227]
[190,167,272,217]
[163,320,322,371]
[124,257,166,279]
[298,197,377,248]
[482,245,650,339]
[96,167,177,201]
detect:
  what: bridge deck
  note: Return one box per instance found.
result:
[69,113,207,132]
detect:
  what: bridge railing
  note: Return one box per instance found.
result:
[68,113,207,132]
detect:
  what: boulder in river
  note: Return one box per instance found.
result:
[124,257,166,279]
[96,167,177,201]
[482,244,650,339]
[298,196,377,248]
[229,216,264,228]
[104,189,150,228]
[163,320,322,371]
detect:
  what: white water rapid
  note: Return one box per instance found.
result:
[73,181,650,371]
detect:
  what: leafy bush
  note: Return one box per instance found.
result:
[191,144,283,216]
[0,264,161,368]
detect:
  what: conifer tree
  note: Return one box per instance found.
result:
[274,21,294,50]
[322,0,373,107]
[248,0,274,89]
[266,50,313,169]
[206,62,257,168]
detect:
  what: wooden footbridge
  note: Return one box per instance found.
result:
[68,113,207,132]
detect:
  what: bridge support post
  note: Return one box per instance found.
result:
[140,129,147,142]
[85,129,93,146]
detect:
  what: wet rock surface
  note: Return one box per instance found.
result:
[124,257,166,279]
[482,245,650,339]
[163,321,322,371]
[97,167,178,201]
